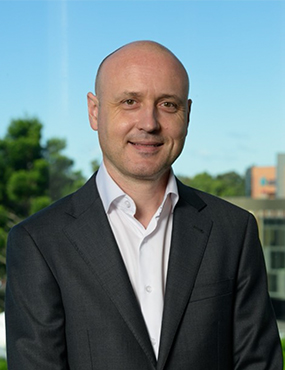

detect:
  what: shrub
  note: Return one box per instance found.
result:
[0,359,7,370]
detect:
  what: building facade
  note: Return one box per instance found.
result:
[245,166,276,199]
[225,197,285,319]
[277,153,285,198]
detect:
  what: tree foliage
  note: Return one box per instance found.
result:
[178,171,245,197]
[0,118,86,295]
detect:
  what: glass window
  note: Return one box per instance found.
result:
[271,251,285,269]
[264,220,285,247]
[268,273,278,293]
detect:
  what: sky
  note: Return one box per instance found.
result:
[0,0,284,179]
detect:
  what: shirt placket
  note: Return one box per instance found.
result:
[138,218,164,358]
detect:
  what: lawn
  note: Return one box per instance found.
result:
[0,359,6,370]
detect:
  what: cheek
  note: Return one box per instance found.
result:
[162,113,188,136]
[170,130,188,154]
[168,125,188,142]
[102,111,135,136]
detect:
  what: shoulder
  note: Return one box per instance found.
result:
[176,179,253,226]
[10,173,99,236]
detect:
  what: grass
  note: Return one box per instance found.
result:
[0,359,6,370]
[282,337,285,370]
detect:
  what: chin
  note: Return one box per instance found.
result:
[126,166,169,181]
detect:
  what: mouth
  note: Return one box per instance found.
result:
[129,141,163,147]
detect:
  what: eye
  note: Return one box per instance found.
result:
[160,101,178,112]
[123,99,136,106]
[121,99,138,110]
[163,102,175,107]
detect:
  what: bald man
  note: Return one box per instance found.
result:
[6,41,282,369]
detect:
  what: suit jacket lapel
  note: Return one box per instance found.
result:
[63,175,213,369]
[157,182,213,370]
[63,175,156,367]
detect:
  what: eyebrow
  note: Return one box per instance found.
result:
[118,91,184,105]
[158,94,184,105]
[121,91,143,98]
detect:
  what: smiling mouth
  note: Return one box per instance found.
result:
[129,141,163,147]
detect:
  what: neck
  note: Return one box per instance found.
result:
[105,165,170,228]
[128,178,169,228]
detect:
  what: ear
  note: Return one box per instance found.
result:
[87,92,99,131]
[185,99,192,136]
[187,99,192,125]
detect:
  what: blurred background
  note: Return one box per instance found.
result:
[0,0,284,367]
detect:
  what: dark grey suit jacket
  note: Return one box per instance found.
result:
[5,174,282,369]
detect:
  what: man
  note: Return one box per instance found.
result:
[5,41,282,369]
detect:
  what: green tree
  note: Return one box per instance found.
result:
[216,171,245,196]
[45,138,85,200]
[178,171,245,197]
[0,117,87,306]
[91,159,100,173]
[187,172,216,193]
[4,118,42,171]
[0,358,7,370]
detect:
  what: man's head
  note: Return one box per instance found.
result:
[94,41,190,98]
[88,40,192,183]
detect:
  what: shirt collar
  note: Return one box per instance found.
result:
[96,162,179,214]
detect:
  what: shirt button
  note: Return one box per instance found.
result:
[125,200,131,208]
[145,286,152,293]
[151,338,156,346]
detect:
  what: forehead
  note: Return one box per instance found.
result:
[98,46,189,97]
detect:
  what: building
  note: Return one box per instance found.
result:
[225,197,285,320]
[228,154,285,318]
[277,153,285,198]
[245,166,276,199]
[246,153,285,200]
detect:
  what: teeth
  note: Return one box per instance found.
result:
[133,143,159,147]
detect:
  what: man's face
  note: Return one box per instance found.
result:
[88,44,191,183]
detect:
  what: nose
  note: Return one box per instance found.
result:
[137,105,160,132]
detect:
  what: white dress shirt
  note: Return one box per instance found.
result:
[96,163,179,358]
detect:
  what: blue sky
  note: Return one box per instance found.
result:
[0,0,284,179]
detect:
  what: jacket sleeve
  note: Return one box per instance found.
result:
[5,224,69,370]
[233,213,283,369]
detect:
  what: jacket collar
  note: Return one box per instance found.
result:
[64,174,212,369]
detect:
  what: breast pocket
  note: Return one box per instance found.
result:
[190,279,234,303]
